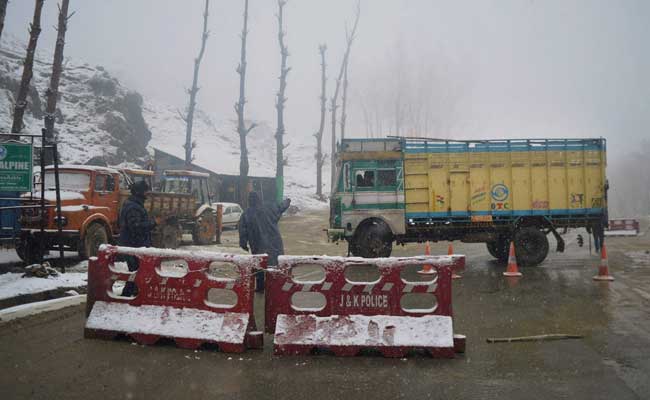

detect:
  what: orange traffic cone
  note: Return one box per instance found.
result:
[447,242,462,279]
[593,244,614,281]
[503,242,522,277]
[418,241,436,275]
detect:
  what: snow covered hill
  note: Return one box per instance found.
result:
[0,36,328,210]
[0,36,151,166]
[145,101,327,209]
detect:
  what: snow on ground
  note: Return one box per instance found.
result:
[0,271,87,301]
[145,101,329,211]
[0,295,86,323]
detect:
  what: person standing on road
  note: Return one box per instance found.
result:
[119,180,156,296]
[239,192,291,292]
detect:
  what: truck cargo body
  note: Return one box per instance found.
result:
[329,138,608,265]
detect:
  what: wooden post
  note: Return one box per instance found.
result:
[215,204,223,244]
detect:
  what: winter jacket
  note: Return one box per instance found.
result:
[119,195,155,248]
[239,197,291,266]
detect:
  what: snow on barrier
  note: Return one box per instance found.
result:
[605,219,640,237]
[265,254,466,358]
[85,245,267,353]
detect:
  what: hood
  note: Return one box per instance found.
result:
[24,190,87,203]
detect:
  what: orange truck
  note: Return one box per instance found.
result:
[16,165,217,264]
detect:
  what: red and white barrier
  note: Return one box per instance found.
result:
[265,255,466,358]
[605,219,640,237]
[85,245,266,352]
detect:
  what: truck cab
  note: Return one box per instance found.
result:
[329,139,405,258]
[17,165,123,263]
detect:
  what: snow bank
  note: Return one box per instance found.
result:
[0,272,87,301]
[86,301,249,344]
[274,314,454,347]
[0,295,86,323]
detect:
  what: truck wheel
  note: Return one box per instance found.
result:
[15,235,44,264]
[81,223,109,259]
[192,210,216,245]
[514,227,549,267]
[161,224,180,249]
[486,236,510,262]
[350,220,393,258]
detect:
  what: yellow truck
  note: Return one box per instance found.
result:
[328,137,608,266]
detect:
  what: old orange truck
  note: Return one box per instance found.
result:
[16,165,217,263]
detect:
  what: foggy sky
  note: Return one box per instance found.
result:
[4,0,649,158]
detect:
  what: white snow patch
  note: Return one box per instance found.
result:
[0,295,86,323]
[0,272,87,300]
[604,230,638,237]
[86,301,249,344]
[30,191,86,201]
[274,314,454,348]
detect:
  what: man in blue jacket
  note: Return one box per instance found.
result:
[239,192,291,292]
[119,180,156,296]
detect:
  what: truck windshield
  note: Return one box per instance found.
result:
[43,171,91,191]
[162,177,191,194]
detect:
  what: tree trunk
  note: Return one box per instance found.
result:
[11,0,44,136]
[42,0,71,166]
[236,0,255,207]
[340,62,348,141]
[329,2,360,191]
[315,44,327,199]
[0,0,9,43]
[275,0,289,202]
[184,0,210,168]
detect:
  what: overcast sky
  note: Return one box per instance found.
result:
[4,0,649,157]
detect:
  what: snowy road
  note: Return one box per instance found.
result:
[0,212,649,399]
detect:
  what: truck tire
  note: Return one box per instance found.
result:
[161,224,180,249]
[81,223,109,259]
[514,227,549,267]
[486,236,510,262]
[192,210,216,245]
[350,220,393,258]
[15,235,44,264]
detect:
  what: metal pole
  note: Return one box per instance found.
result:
[52,141,65,271]
[39,132,46,264]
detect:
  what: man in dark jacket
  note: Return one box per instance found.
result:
[239,192,291,291]
[119,180,156,296]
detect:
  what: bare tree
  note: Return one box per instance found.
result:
[356,41,465,139]
[314,44,327,199]
[43,0,73,165]
[235,0,256,207]
[11,0,45,135]
[0,0,9,43]
[330,2,360,189]
[275,0,290,202]
[182,0,210,167]
[339,63,349,141]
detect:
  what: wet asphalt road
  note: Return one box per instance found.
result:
[1,212,649,399]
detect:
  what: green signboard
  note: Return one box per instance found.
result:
[0,143,33,192]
